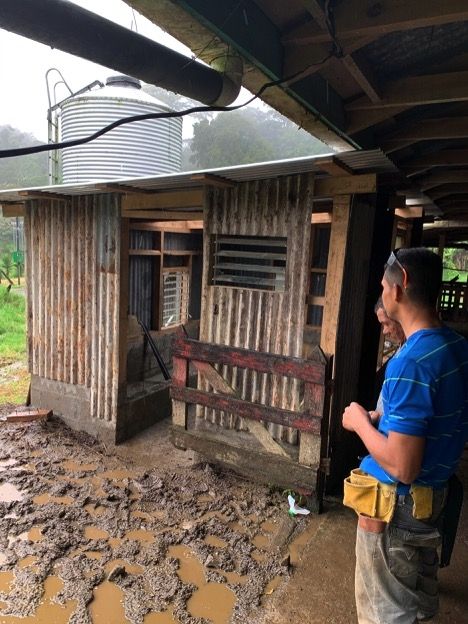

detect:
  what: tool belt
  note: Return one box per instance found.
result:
[343,469,434,523]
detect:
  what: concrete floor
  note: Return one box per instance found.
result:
[256,451,468,624]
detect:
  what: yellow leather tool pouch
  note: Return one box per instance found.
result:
[343,469,397,523]
[410,484,433,520]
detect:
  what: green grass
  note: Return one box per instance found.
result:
[0,286,26,361]
[443,268,468,283]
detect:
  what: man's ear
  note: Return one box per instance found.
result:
[394,282,405,302]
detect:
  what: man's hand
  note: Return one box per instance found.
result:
[342,402,371,433]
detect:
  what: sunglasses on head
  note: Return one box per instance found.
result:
[386,249,408,288]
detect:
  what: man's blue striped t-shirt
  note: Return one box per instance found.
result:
[360,326,468,490]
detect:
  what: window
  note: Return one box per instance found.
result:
[307,225,331,327]
[162,269,189,328]
[211,234,287,291]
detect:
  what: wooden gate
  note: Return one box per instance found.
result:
[170,332,332,508]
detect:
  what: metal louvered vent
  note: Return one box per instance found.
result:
[211,234,287,291]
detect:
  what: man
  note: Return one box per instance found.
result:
[342,247,468,624]
[373,298,405,421]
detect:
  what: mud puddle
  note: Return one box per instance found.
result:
[0,411,312,623]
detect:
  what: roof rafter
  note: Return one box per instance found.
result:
[382,117,468,152]
[282,0,468,45]
[401,149,468,176]
[417,170,468,191]
[347,70,468,111]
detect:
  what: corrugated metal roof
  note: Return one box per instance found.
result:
[0,149,397,203]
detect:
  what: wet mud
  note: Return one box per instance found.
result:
[0,410,309,623]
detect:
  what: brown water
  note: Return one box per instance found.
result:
[124,529,155,544]
[252,533,270,549]
[169,545,237,623]
[33,493,74,505]
[0,576,77,624]
[18,555,39,568]
[61,460,98,472]
[84,526,109,540]
[204,535,228,548]
[104,559,144,576]
[88,580,130,624]
[143,609,178,623]
[264,575,282,595]
[0,570,14,593]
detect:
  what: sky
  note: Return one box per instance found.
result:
[0,0,256,142]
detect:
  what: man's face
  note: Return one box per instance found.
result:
[376,307,404,345]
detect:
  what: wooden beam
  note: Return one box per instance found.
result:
[315,156,353,176]
[427,184,468,201]
[128,249,162,256]
[424,219,468,230]
[320,195,350,354]
[121,189,204,211]
[395,206,424,219]
[311,212,332,224]
[315,173,376,196]
[301,0,328,30]
[418,170,468,191]
[18,190,69,201]
[282,0,468,45]
[347,105,409,134]
[189,173,234,188]
[1,203,25,217]
[383,117,468,152]
[122,210,204,220]
[129,220,203,231]
[402,149,468,176]
[347,70,468,111]
[341,52,381,103]
[171,386,322,434]
[192,360,288,457]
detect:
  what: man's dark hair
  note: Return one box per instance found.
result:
[385,247,442,308]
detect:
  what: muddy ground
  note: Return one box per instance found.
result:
[0,405,310,624]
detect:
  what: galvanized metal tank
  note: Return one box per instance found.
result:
[61,75,182,183]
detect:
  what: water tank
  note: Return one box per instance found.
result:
[61,75,182,183]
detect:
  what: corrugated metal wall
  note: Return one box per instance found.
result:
[129,230,154,328]
[200,174,314,444]
[25,194,121,423]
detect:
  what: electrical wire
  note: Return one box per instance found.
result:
[0,52,334,159]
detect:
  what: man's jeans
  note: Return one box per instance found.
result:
[355,489,446,624]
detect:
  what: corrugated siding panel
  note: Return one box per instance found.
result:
[24,194,121,423]
[199,174,313,445]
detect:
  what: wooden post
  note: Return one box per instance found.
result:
[118,216,130,389]
[438,232,446,259]
[172,355,188,428]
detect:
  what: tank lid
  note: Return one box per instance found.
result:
[106,75,141,89]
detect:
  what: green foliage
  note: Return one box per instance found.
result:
[0,125,48,190]
[0,286,26,360]
[189,107,330,169]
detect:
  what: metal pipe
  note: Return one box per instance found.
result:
[0,0,230,105]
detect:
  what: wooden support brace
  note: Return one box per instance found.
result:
[172,356,188,428]
[192,360,289,457]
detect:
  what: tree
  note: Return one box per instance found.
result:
[189,106,330,169]
[0,125,48,189]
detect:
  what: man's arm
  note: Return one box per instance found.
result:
[343,402,425,484]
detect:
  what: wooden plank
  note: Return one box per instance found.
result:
[346,105,409,134]
[1,203,25,217]
[282,0,468,44]
[190,173,234,188]
[171,356,188,427]
[128,249,162,256]
[129,220,203,231]
[347,70,468,112]
[122,210,204,220]
[395,207,424,219]
[171,426,320,493]
[315,156,354,176]
[314,174,376,196]
[341,52,381,103]
[418,170,468,191]
[171,386,322,433]
[18,190,69,201]
[402,149,468,176]
[173,337,325,384]
[5,409,52,423]
[299,381,326,466]
[320,195,351,354]
[311,212,332,224]
[122,190,204,211]
[383,117,468,153]
[192,359,289,457]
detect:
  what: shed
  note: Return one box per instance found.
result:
[1,150,420,503]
